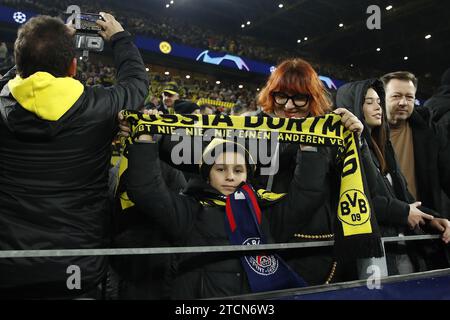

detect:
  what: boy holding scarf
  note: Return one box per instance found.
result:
[125,135,329,299]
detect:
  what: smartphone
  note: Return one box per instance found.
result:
[78,13,104,32]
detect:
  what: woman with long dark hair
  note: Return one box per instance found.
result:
[336,78,450,275]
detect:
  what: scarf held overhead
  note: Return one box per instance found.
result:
[119,111,383,259]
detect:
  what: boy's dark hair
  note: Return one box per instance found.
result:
[380,71,418,89]
[14,15,75,78]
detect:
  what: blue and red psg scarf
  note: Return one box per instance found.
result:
[225,183,307,293]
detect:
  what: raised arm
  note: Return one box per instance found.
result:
[92,13,149,116]
[126,140,200,240]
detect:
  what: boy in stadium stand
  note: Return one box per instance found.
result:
[126,136,328,299]
[0,13,148,299]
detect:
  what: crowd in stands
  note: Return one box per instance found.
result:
[76,59,259,115]
[148,72,258,113]
[1,0,382,82]
[0,41,13,72]
[77,59,116,87]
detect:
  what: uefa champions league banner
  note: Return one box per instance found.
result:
[134,35,344,89]
[134,35,277,76]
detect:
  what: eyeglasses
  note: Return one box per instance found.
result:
[271,92,310,108]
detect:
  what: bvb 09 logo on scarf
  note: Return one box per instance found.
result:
[243,238,278,276]
[338,189,370,226]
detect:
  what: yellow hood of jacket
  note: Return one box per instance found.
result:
[8,72,84,121]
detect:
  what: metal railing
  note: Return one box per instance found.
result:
[0,234,446,299]
[0,234,441,258]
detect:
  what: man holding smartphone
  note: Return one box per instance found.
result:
[0,12,148,299]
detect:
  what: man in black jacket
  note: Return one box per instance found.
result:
[381,71,450,219]
[426,68,450,132]
[0,13,148,299]
[424,68,450,217]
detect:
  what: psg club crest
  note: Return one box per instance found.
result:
[243,237,278,276]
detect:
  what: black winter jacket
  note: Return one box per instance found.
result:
[112,159,186,299]
[126,142,328,299]
[0,31,148,298]
[254,140,343,284]
[407,107,450,217]
[424,79,450,217]
[425,81,450,128]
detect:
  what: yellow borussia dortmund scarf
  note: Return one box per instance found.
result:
[118,111,383,259]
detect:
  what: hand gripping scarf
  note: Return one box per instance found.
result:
[117,111,383,260]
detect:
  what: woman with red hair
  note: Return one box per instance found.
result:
[259,58,360,124]
[256,58,363,285]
